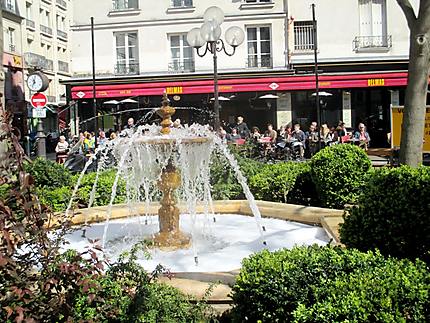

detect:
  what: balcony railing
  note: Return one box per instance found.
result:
[56,0,67,9]
[168,60,195,73]
[171,0,193,8]
[57,30,68,41]
[112,0,139,11]
[25,52,47,69]
[8,44,16,53]
[46,59,54,71]
[41,25,53,37]
[2,1,17,14]
[114,63,140,75]
[26,19,36,30]
[246,56,273,69]
[58,61,69,73]
[353,35,392,51]
[41,0,52,4]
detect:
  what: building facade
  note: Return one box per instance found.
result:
[64,0,417,147]
[2,0,73,143]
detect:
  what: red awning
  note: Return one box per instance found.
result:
[71,72,409,100]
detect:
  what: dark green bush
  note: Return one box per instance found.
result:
[230,246,430,323]
[293,258,430,322]
[340,165,430,264]
[24,158,72,189]
[310,144,371,208]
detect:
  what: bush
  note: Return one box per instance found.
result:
[24,157,72,189]
[37,186,72,212]
[340,166,430,263]
[72,169,127,208]
[310,144,371,208]
[249,162,320,205]
[230,246,430,323]
[210,153,263,200]
[292,258,430,322]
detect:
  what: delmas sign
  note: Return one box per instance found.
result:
[391,106,430,153]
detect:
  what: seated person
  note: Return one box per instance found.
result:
[354,123,371,150]
[291,124,306,158]
[229,128,242,143]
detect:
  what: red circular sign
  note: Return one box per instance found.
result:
[31,92,48,108]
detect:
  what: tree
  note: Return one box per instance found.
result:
[397,0,430,167]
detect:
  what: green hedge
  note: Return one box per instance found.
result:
[310,144,371,208]
[248,162,319,205]
[340,166,430,264]
[24,158,72,189]
[230,246,430,323]
[72,170,127,208]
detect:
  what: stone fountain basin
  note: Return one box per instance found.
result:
[64,200,344,309]
[65,200,344,272]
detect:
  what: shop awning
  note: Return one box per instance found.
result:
[71,72,409,100]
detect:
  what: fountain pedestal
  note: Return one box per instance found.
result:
[153,162,191,250]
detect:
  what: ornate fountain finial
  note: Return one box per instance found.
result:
[157,91,176,135]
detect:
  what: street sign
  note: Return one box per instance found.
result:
[31,92,48,108]
[32,108,47,118]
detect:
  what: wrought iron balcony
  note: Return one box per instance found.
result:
[353,35,392,51]
[56,0,66,9]
[246,56,273,69]
[2,1,17,14]
[41,25,53,37]
[26,19,36,30]
[171,0,193,8]
[168,60,195,73]
[8,44,16,53]
[112,0,139,11]
[25,52,47,69]
[57,30,68,41]
[58,61,69,73]
[114,63,140,75]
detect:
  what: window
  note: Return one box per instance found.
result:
[171,0,193,7]
[112,0,138,11]
[5,0,15,11]
[115,32,139,75]
[356,0,390,49]
[294,21,315,52]
[169,34,194,72]
[45,11,51,26]
[247,26,272,68]
[56,15,65,30]
[7,28,15,52]
[26,2,33,20]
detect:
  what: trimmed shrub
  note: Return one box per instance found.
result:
[210,153,264,200]
[292,258,430,322]
[72,169,127,208]
[340,165,430,263]
[230,246,430,323]
[310,144,371,208]
[37,186,72,212]
[24,158,72,189]
[248,162,314,204]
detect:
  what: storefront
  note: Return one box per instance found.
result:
[64,70,410,145]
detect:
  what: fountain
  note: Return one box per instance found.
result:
[63,92,332,273]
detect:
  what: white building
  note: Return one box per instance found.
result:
[2,0,73,138]
[65,0,416,146]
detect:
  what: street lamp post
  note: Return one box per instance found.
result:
[311,4,322,150]
[187,6,245,130]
